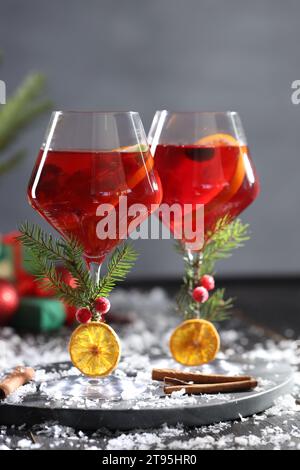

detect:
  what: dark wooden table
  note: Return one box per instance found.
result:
[0,277,299,450]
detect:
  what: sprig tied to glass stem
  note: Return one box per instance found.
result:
[175,215,250,322]
[18,222,138,321]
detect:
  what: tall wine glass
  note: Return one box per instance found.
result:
[27,111,162,398]
[148,111,259,315]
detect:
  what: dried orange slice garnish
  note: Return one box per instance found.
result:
[69,322,121,377]
[195,133,246,211]
[170,319,220,366]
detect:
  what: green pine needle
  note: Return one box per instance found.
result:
[0,59,51,175]
[18,222,138,314]
[175,215,250,322]
[200,289,234,322]
[93,244,138,299]
[0,74,51,152]
[201,216,250,274]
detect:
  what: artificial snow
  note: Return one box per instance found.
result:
[0,287,299,450]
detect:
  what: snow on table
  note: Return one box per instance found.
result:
[0,288,299,450]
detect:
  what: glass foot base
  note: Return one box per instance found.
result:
[42,375,148,401]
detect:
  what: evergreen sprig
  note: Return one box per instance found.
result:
[200,289,234,322]
[201,216,250,274]
[0,74,51,151]
[18,222,138,318]
[94,243,138,298]
[176,216,250,322]
[0,51,51,175]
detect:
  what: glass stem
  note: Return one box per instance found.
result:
[90,262,102,285]
[89,262,102,321]
[186,249,203,319]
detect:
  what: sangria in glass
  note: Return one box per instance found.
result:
[148,111,260,365]
[27,111,162,398]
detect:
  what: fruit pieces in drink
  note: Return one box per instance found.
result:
[154,133,259,240]
[28,148,162,263]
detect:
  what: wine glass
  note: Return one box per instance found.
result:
[148,110,259,315]
[27,111,162,399]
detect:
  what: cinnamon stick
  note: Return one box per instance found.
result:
[0,366,35,399]
[152,368,253,384]
[164,376,190,386]
[164,378,258,395]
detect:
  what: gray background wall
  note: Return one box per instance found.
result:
[0,0,299,279]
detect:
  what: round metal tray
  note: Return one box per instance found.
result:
[0,358,293,430]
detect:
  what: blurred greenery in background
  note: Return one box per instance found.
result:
[0,51,51,176]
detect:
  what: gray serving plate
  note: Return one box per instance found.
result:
[0,358,294,430]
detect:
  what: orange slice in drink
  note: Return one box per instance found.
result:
[195,133,246,212]
[195,133,239,147]
[111,143,155,199]
[69,322,121,377]
[170,319,220,366]
[127,153,154,189]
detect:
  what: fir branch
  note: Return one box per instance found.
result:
[58,235,93,295]
[35,256,85,307]
[201,217,250,274]
[176,285,201,320]
[0,74,51,151]
[175,216,250,322]
[0,59,51,176]
[19,222,93,300]
[93,243,138,299]
[18,221,68,261]
[200,289,234,322]
[176,285,191,318]
[18,221,138,313]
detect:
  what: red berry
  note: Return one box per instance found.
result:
[64,304,77,326]
[56,266,77,289]
[34,267,77,298]
[192,286,209,303]
[0,280,19,325]
[200,274,215,291]
[94,297,111,314]
[76,307,92,324]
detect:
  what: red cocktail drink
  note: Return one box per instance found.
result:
[28,148,161,263]
[154,142,259,242]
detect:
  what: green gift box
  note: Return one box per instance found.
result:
[0,244,14,280]
[11,297,66,332]
[0,232,35,282]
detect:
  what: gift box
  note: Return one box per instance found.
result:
[0,232,36,295]
[11,297,66,332]
[0,243,14,280]
[0,232,77,331]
